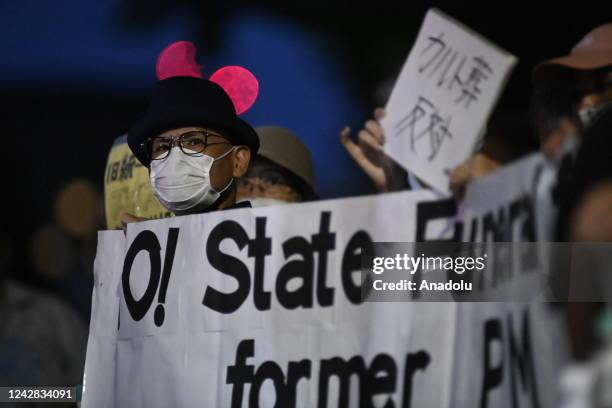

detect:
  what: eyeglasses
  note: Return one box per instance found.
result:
[141,130,231,160]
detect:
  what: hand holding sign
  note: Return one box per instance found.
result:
[381,8,517,193]
[449,153,501,200]
[340,108,388,190]
[340,108,409,192]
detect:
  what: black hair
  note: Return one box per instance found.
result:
[482,108,538,163]
[555,104,612,240]
[529,83,581,142]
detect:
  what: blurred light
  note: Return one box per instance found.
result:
[29,224,72,279]
[54,179,102,239]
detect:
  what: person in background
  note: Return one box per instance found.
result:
[0,229,87,399]
[530,25,612,367]
[528,85,582,163]
[237,126,317,206]
[123,75,259,224]
[449,22,612,198]
[532,23,612,136]
[557,104,612,242]
[548,107,612,398]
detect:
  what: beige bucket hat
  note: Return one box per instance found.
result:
[254,126,315,192]
[533,23,612,83]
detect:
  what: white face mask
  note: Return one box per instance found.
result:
[244,197,290,208]
[548,133,580,167]
[150,146,234,215]
[578,100,612,129]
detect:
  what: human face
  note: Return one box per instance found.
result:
[236,158,301,203]
[237,177,300,202]
[540,117,579,162]
[576,69,612,111]
[154,127,236,191]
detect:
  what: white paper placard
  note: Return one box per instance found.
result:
[382,8,517,193]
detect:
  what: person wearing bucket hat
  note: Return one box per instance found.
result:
[530,23,612,162]
[533,23,612,94]
[122,41,261,223]
[531,27,612,364]
[236,126,317,207]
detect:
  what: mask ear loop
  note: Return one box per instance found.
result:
[215,177,235,196]
[212,145,236,163]
[211,146,238,194]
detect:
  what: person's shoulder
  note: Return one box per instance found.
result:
[4,280,86,331]
[2,280,87,385]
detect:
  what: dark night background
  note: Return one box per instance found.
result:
[2,0,612,320]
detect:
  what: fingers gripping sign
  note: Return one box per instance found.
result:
[340,108,389,191]
[340,108,410,192]
[340,125,387,191]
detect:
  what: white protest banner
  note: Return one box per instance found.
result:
[113,189,455,407]
[439,154,566,405]
[81,230,124,408]
[83,154,566,407]
[414,152,556,243]
[381,8,518,193]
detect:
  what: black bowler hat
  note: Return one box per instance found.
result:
[128,76,259,166]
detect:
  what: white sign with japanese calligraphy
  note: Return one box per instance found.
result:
[381,8,517,193]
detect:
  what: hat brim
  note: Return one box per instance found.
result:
[128,108,259,166]
[532,51,612,83]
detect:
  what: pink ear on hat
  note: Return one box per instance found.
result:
[209,66,259,115]
[156,41,203,80]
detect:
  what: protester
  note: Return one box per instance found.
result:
[0,279,87,390]
[557,104,612,241]
[0,228,87,393]
[532,23,612,133]
[534,27,612,397]
[122,75,259,225]
[110,125,313,230]
[117,40,261,227]
[528,22,612,167]
[448,23,612,199]
[236,126,317,206]
[528,84,581,163]
[549,108,612,408]
[551,105,612,368]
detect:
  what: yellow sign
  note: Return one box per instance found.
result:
[103,135,172,229]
